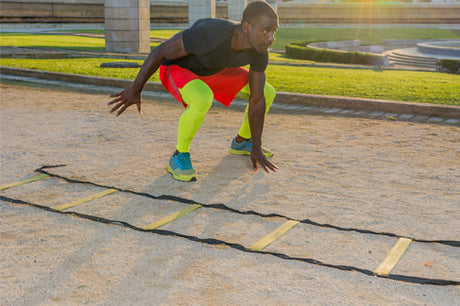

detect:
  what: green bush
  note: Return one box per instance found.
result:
[437,59,460,74]
[285,41,385,66]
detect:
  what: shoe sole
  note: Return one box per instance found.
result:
[167,165,197,182]
[229,148,273,158]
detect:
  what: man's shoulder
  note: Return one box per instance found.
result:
[182,18,237,55]
[185,18,238,45]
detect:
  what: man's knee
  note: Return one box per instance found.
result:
[180,79,214,114]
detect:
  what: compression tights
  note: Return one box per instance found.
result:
[176,79,276,153]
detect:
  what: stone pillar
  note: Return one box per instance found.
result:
[104,0,150,53]
[228,0,246,21]
[189,0,215,27]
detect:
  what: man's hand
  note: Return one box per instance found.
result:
[106,32,187,117]
[251,147,278,173]
[107,85,142,116]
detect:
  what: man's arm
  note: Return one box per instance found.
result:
[248,70,278,173]
[107,32,189,116]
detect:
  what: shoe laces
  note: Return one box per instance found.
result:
[176,152,192,170]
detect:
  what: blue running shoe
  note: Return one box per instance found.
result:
[167,151,197,181]
[229,138,273,158]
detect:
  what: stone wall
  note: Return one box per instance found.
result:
[0,0,105,23]
[0,1,226,23]
[1,1,459,24]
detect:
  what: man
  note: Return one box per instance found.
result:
[108,1,279,181]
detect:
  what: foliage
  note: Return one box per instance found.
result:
[276,28,459,66]
[285,42,385,66]
[437,59,460,74]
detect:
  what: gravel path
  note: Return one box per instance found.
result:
[1,83,459,305]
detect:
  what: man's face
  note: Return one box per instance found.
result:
[246,15,279,54]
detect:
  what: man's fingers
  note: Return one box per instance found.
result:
[107,88,143,116]
[252,155,278,173]
[116,104,129,116]
[252,159,258,171]
[107,96,121,106]
[265,157,278,170]
[265,160,278,172]
[110,102,123,113]
[260,161,270,173]
[109,92,121,98]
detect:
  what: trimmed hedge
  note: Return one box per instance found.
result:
[437,59,460,74]
[285,41,385,66]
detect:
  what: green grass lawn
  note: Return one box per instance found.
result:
[0,32,107,51]
[266,65,459,105]
[0,32,162,51]
[0,58,147,80]
[2,28,459,51]
[271,27,460,49]
[1,28,459,105]
[1,57,458,105]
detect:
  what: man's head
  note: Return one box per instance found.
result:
[242,1,279,25]
[241,1,279,54]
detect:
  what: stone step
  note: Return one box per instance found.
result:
[388,55,437,67]
[387,50,438,69]
[389,51,438,63]
[389,60,436,69]
[388,55,437,66]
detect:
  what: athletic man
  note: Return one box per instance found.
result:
[108,1,279,181]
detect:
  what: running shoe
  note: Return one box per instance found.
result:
[167,151,197,182]
[229,138,273,158]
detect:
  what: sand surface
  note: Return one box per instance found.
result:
[1,83,459,305]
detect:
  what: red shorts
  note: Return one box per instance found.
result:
[159,65,249,107]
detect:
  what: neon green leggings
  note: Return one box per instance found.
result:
[176,79,276,152]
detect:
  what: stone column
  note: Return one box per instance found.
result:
[189,0,215,27]
[228,0,246,21]
[104,0,150,53]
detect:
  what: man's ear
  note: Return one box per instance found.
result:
[242,20,250,34]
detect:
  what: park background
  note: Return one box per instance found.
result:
[0,1,459,304]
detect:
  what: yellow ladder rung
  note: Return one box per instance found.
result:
[250,220,299,251]
[54,188,118,211]
[0,174,49,191]
[143,204,202,230]
[374,237,412,276]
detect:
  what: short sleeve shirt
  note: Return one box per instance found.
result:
[163,18,268,76]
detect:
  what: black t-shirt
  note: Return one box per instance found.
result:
[163,18,268,76]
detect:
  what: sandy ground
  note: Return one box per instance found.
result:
[1,83,459,305]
